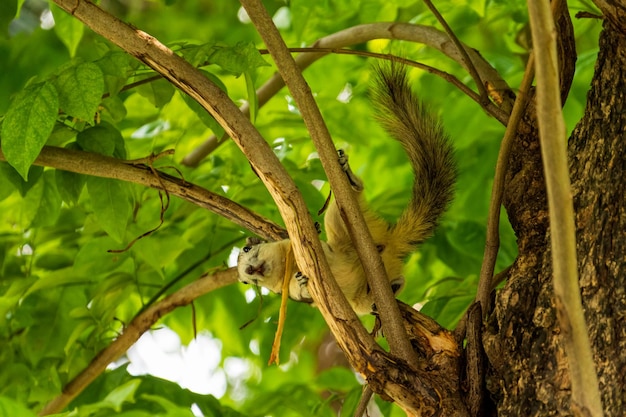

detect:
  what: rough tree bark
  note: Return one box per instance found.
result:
[483,8,625,417]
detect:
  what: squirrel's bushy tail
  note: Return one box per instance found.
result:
[371,62,456,256]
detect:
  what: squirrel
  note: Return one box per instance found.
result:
[237,62,456,315]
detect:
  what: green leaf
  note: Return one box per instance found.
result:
[0,162,43,198]
[56,169,85,205]
[179,70,226,136]
[54,62,104,121]
[54,142,86,204]
[1,82,58,180]
[315,368,358,391]
[244,71,258,122]
[132,230,192,271]
[103,379,142,411]
[142,394,195,416]
[50,4,85,57]
[20,287,88,367]
[101,95,128,123]
[206,42,269,76]
[31,171,62,227]
[137,78,175,108]
[96,51,133,96]
[86,177,133,243]
[0,0,18,39]
[5,184,41,229]
[77,123,122,156]
[23,267,92,299]
[0,395,37,417]
[0,164,15,202]
[73,236,130,276]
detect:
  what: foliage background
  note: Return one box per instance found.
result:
[0,0,601,415]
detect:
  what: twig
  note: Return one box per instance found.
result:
[102,74,162,99]
[182,22,512,166]
[38,268,239,415]
[53,0,378,377]
[239,0,419,367]
[137,236,244,316]
[474,54,535,313]
[422,0,489,103]
[265,48,507,123]
[0,145,287,242]
[354,385,373,417]
[48,2,462,412]
[527,0,603,415]
[109,151,175,253]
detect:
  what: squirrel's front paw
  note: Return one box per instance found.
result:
[337,149,349,170]
[294,271,312,300]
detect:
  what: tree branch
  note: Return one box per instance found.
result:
[39,267,238,415]
[182,22,512,166]
[46,2,472,413]
[422,0,489,103]
[51,0,379,394]
[475,54,535,313]
[239,0,419,367]
[0,146,287,242]
[527,1,603,415]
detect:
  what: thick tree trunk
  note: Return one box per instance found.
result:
[483,15,625,416]
[568,21,626,415]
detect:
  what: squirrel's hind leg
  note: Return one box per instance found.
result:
[337,149,363,192]
[325,150,366,250]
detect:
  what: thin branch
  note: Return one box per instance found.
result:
[182,22,512,166]
[39,267,239,415]
[422,0,489,103]
[102,74,161,98]
[47,2,469,412]
[137,236,244,316]
[239,0,420,367]
[475,54,535,313]
[0,146,287,242]
[354,385,373,417]
[265,48,507,122]
[52,0,378,386]
[527,0,603,416]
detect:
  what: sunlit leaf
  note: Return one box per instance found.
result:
[86,177,133,243]
[103,379,142,411]
[0,395,37,417]
[137,78,175,109]
[77,122,122,156]
[54,62,104,122]
[1,82,58,180]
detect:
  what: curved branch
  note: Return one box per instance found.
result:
[51,0,377,394]
[475,55,535,313]
[239,0,419,367]
[422,0,489,103]
[39,268,238,415]
[0,146,287,242]
[182,22,512,166]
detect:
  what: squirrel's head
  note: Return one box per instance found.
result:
[237,237,289,294]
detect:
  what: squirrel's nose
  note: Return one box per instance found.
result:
[245,262,265,277]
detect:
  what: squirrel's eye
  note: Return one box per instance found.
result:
[243,246,251,253]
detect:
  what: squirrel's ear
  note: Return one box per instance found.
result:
[391,277,405,294]
[245,236,264,246]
